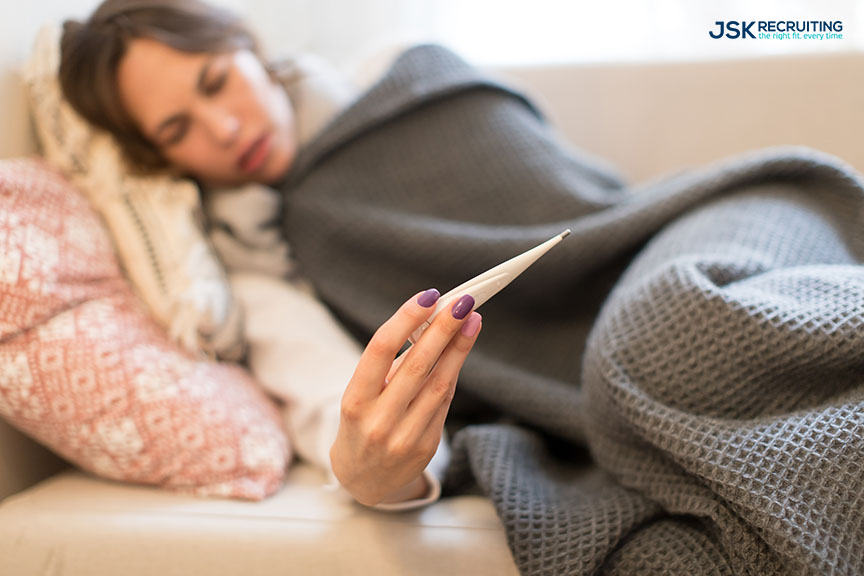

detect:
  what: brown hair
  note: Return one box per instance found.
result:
[59,0,264,171]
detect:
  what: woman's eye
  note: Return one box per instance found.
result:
[203,71,229,95]
[163,120,189,147]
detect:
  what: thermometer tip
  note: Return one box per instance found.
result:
[560,229,571,239]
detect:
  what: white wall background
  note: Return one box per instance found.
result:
[228,0,864,68]
[2,0,863,157]
[430,0,864,65]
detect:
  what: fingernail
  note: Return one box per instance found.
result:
[461,312,482,337]
[417,288,440,308]
[451,294,475,320]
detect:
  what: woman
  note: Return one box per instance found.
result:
[59,0,483,508]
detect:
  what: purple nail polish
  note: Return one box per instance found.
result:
[417,288,440,308]
[451,294,475,320]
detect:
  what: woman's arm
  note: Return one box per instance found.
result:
[229,273,465,509]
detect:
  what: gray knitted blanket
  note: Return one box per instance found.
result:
[280,45,864,575]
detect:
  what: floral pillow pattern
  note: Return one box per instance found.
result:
[0,158,290,500]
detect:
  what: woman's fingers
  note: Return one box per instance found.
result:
[402,311,482,441]
[385,346,410,385]
[379,295,476,414]
[347,289,440,402]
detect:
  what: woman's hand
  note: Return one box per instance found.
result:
[330,288,482,507]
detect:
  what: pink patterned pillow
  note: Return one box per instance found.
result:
[0,158,290,500]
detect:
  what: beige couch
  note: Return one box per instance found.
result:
[3,48,864,575]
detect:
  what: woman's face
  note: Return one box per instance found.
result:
[117,38,297,187]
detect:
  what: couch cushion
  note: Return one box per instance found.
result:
[0,158,289,500]
[0,463,517,576]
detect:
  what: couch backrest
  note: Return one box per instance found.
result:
[494,51,864,182]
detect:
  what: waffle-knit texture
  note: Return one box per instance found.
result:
[281,45,864,575]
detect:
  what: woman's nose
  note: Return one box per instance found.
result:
[201,105,240,146]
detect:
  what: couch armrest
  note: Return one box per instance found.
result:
[0,419,67,502]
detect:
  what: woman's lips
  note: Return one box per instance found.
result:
[237,132,273,173]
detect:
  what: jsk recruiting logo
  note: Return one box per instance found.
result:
[709,20,844,41]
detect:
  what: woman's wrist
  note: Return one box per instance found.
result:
[377,474,429,505]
